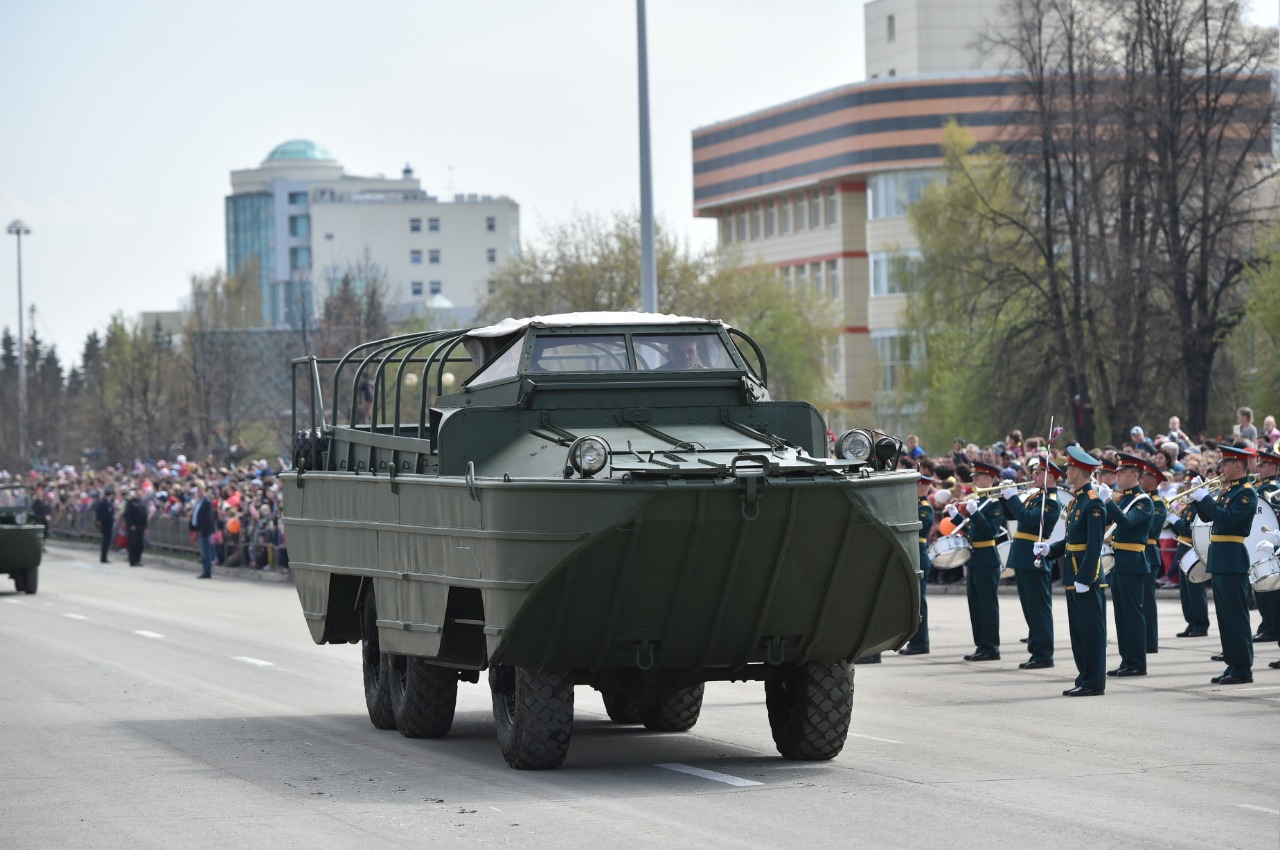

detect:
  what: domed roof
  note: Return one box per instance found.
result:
[265,140,335,163]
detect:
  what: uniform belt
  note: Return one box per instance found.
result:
[972,540,996,548]
[1210,535,1246,543]
[1067,543,1087,552]
[1113,541,1146,552]
[919,537,928,543]
[1146,539,1157,545]
[1013,531,1040,542]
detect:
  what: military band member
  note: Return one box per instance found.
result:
[1103,454,1154,676]
[900,472,936,656]
[1252,450,1279,644]
[1034,445,1108,696]
[1098,458,1118,491]
[1140,461,1167,654]
[949,461,1006,661]
[1003,456,1063,669]
[1166,495,1210,637]
[1189,445,1257,684]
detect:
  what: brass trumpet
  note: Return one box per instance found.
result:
[1165,475,1225,507]
[970,479,1037,498]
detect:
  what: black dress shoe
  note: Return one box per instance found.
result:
[1147,648,1158,654]
[1269,659,1280,669]
[1108,668,1146,677]
[1019,638,1029,643]
[854,654,881,664]
[1019,660,1054,669]
[898,647,930,656]
[1063,686,1104,697]
[196,574,211,579]
[1253,633,1274,642]
[1211,653,1225,662]
[964,652,1001,661]
[1212,674,1253,685]
[1176,629,1207,637]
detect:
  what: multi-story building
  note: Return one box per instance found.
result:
[226,140,519,329]
[691,0,1007,435]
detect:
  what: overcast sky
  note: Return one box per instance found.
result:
[1,1,1276,365]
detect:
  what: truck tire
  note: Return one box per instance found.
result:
[640,683,704,732]
[21,568,37,595]
[764,661,852,760]
[390,655,458,738]
[601,692,642,724]
[360,593,396,730]
[489,664,574,769]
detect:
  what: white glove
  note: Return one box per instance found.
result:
[934,488,952,505]
[1096,482,1112,501]
[946,503,959,519]
[1074,581,1090,593]
[1164,512,1178,526]
[1191,488,1209,502]
[1256,540,1275,555]
[1001,486,1018,500]
[1032,541,1051,558]
[1190,476,1203,487]
[963,499,979,514]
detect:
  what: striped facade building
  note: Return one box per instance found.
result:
[691,0,1009,436]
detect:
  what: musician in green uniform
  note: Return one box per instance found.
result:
[1252,449,1279,644]
[1035,445,1108,696]
[900,472,936,656]
[1189,445,1256,684]
[1102,454,1154,677]
[1139,460,1168,654]
[1003,456,1063,670]
[949,461,1006,661]
[1167,497,1210,637]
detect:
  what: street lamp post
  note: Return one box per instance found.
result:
[6,220,30,470]
[636,0,657,313]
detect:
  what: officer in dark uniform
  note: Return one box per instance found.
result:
[1139,460,1168,653]
[1102,454,1154,677]
[1035,445,1107,696]
[94,487,115,564]
[1098,458,1118,492]
[1003,455,1063,669]
[950,461,1006,661]
[1252,449,1279,643]
[1189,445,1256,684]
[900,472,936,656]
[1167,492,1210,637]
[123,489,147,567]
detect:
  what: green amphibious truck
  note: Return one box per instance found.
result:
[1,484,43,594]
[283,312,921,769]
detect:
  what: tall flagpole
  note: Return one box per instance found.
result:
[636,0,657,312]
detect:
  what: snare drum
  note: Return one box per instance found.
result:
[1100,543,1115,575]
[997,540,1013,579]
[1249,556,1280,592]
[929,533,973,569]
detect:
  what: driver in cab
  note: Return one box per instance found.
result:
[660,337,703,370]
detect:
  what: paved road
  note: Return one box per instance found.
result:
[1,545,1276,849]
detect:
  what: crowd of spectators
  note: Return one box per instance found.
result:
[0,454,291,571]
[897,407,1279,586]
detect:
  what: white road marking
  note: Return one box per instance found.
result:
[133,630,164,639]
[655,763,763,787]
[1227,686,1280,692]
[847,732,904,744]
[1236,804,1279,815]
[4,599,24,605]
[231,656,274,667]
[63,613,89,620]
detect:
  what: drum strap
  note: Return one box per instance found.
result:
[1177,536,1192,545]
[1209,535,1246,543]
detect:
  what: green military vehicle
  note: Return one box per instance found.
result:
[1,484,43,594]
[283,312,921,769]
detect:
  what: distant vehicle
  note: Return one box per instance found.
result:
[0,484,43,594]
[283,312,920,769]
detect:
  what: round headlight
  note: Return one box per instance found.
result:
[836,429,873,462]
[15,511,27,525]
[568,436,611,477]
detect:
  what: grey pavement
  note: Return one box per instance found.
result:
[0,546,1275,849]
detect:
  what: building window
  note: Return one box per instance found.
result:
[779,197,790,235]
[429,249,441,264]
[486,216,496,232]
[736,208,747,241]
[795,263,807,293]
[830,339,843,374]
[811,263,824,298]
[825,187,837,227]
[428,217,440,232]
[794,194,807,230]
[827,260,840,300]
[486,248,497,263]
[887,14,895,41]
[809,191,822,228]
[750,205,761,240]
[870,250,923,296]
[763,200,775,238]
[411,281,424,296]
[410,218,422,233]
[411,249,423,265]
[288,215,310,238]
[872,330,921,392]
[288,191,308,205]
[721,213,733,244]
[289,246,311,270]
[429,281,442,296]
[869,170,944,219]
